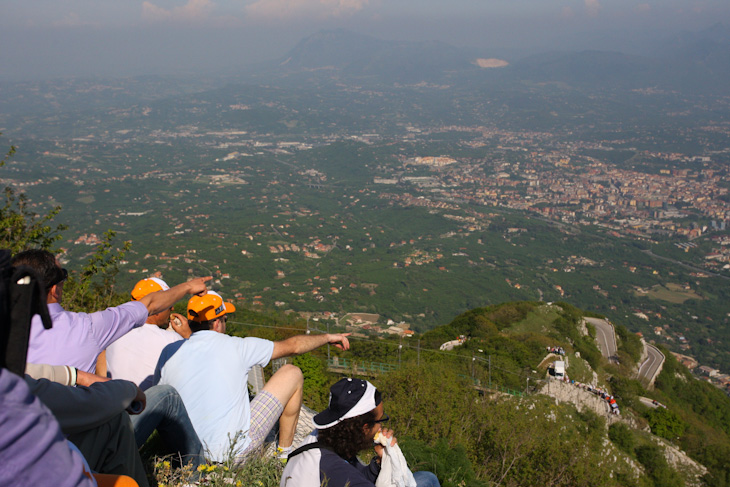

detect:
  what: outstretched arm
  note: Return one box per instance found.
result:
[271,333,350,360]
[139,276,212,316]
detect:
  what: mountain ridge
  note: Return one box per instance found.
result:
[254,27,730,95]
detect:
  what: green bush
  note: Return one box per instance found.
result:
[615,324,643,364]
[646,407,686,440]
[608,423,635,453]
[401,438,486,487]
[635,444,684,487]
[291,353,330,412]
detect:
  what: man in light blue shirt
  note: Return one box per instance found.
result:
[155,291,351,462]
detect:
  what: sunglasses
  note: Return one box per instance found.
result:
[49,267,68,288]
[374,414,390,424]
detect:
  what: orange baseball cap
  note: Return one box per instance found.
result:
[131,277,170,300]
[187,291,236,322]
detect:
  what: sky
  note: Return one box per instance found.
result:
[1,0,729,80]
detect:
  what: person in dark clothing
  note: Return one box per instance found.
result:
[280,378,439,487]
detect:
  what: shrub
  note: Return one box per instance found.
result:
[608,423,635,453]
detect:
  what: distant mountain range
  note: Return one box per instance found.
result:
[257,25,730,95]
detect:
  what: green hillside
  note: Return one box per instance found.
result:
[218,300,730,487]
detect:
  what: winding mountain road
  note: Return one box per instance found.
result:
[638,343,665,387]
[585,317,618,364]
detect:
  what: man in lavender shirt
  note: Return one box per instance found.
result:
[11,249,210,373]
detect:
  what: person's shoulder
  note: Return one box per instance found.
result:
[237,335,274,353]
[46,303,84,320]
[145,324,183,343]
[113,300,147,312]
[239,335,273,345]
[159,339,186,359]
[281,438,324,487]
[93,300,147,320]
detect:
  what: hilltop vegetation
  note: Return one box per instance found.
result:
[223,300,730,487]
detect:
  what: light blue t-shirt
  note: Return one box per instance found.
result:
[155,331,274,461]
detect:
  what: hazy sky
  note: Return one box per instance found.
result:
[2,0,728,79]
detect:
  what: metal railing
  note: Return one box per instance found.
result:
[327,357,400,375]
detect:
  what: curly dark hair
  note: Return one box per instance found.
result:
[317,409,379,459]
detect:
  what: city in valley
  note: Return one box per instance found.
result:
[2,67,730,386]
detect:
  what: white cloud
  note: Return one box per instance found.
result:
[635,3,650,13]
[584,0,601,17]
[142,0,217,22]
[244,0,370,21]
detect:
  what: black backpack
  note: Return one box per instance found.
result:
[0,249,52,375]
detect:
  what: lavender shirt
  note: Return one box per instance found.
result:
[0,369,96,487]
[27,301,148,373]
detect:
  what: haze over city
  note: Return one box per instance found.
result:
[2,0,729,79]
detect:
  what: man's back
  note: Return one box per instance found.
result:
[107,323,182,390]
[156,330,274,461]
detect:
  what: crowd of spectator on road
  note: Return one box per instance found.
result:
[557,376,621,416]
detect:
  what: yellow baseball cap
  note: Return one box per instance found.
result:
[187,291,236,322]
[131,277,170,300]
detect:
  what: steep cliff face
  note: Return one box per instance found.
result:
[538,379,707,487]
[653,437,707,487]
[539,378,625,425]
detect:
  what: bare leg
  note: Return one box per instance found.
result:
[261,364,303,448]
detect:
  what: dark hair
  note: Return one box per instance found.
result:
[317,409,379,459]
[189,319,214,334]
[11,249,60,292]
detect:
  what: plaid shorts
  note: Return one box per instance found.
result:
[241,390,284,454]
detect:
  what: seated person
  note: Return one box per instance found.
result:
[281,378,440,487]
[11,249,210,373]
[107,277,184,390]
[24,369,150,487]
[0,368,96,487]
[26,363,205,473]
[155,291,351,462]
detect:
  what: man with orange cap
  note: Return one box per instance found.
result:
[155,291,351,463]
[106,277,185,390]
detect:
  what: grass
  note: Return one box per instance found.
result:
[633,283,704,304]
[142,431,285,487]
[507,306,562,335]
[566,353,594,384]
[151,449,284,487]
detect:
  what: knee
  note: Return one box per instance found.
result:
[278,364,303,383]
[272,364,303,388]
[413,471,440,487]
[145,384,178,401]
